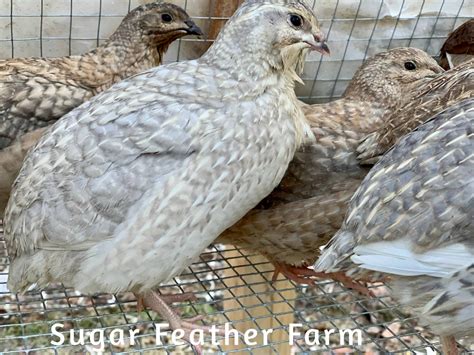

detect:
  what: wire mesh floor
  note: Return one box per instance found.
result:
[0,225,472,354]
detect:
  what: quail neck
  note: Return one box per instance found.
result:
[202,10,309,84]
[77,41,159,92]
[48,26,160,94]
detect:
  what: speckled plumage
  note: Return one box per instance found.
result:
[0,2,201,216]
[216,48,443,267]
[393,264,474,341]
[0,128,47,217]
[358,59,474,164]
[0,2,201,149]
[5,0,326,339]
[208,0,244,41]
[316,99,474,349]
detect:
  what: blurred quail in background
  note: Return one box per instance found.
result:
[439,19,473,70]
[316,99,474,355]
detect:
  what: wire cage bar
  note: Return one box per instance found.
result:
[0,0,473,354]
[0,231,473,353]
[0,0,471,103]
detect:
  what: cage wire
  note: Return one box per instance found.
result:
[0,0,473,353]
[1,232,472,354]
[0,0,471,103]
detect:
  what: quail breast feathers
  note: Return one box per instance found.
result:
[216,48,444,276]
[5,0,326,344]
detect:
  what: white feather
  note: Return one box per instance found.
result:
[446,52,454,69]
[351,238,473,277]
[0,274,10,293]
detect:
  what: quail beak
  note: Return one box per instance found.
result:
[303,32,330,56]
[184,19,203,36]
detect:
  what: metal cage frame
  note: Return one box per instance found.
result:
[0,0,472,353]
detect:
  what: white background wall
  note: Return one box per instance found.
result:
[0,0,471,102]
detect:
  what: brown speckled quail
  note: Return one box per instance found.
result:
[358,59,473,164]
[0,1,202,216]
[4,1,329,352]
[216,48,444,291]
[316,98,474,355]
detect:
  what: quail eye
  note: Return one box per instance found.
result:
[404,61,417,71]
[161,14,173,23]
[289,14,303,28]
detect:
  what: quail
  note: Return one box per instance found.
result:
[5,0,329,351]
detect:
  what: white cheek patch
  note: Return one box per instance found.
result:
[351,238,473,278]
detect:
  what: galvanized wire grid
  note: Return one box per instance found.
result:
[0,0,473,353]
[0,229,472,354]
[0,0,471,103]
